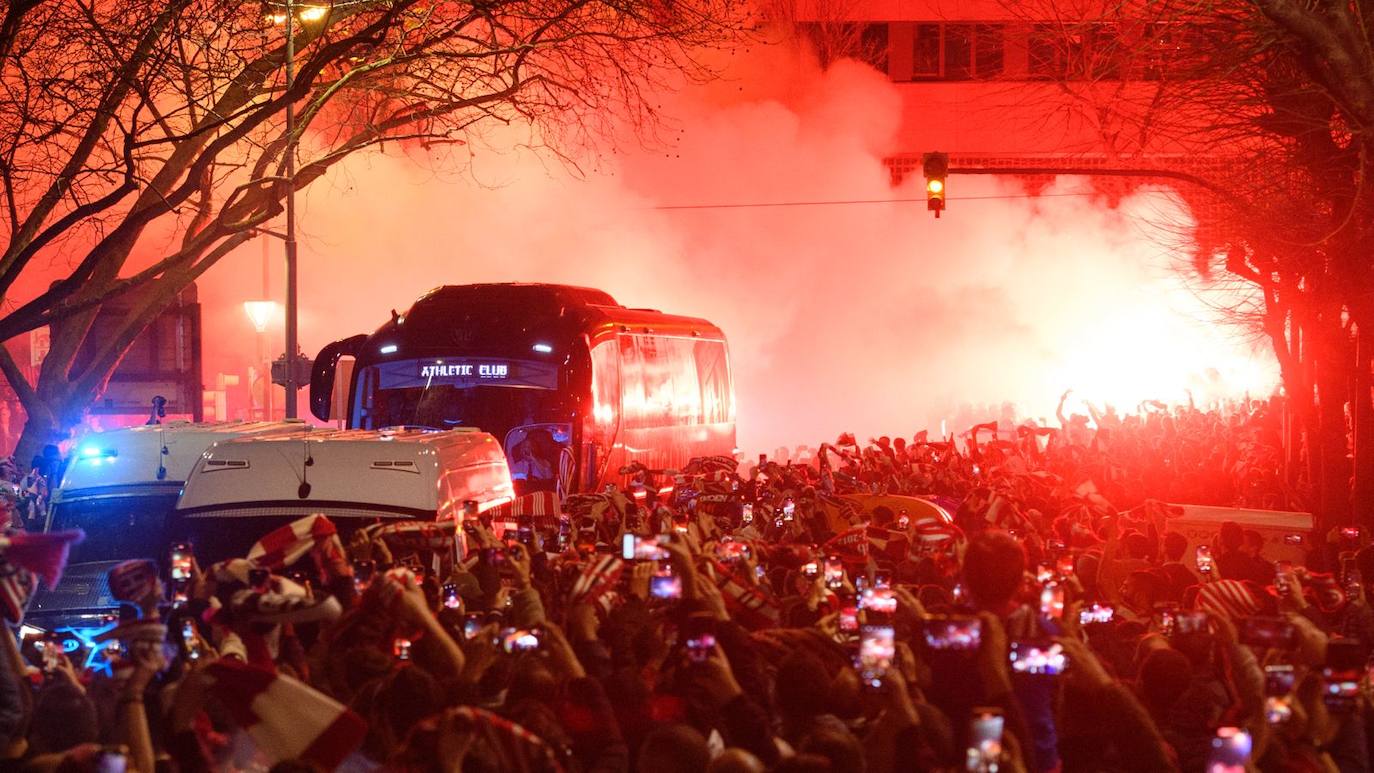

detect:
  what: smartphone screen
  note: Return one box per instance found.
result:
[858,625,895,687]
[1039,582,1064,620]
[650,571,683,600]
[1196,545,1214,574]
[922,615,982,651]
[500,627,543,654]
[967,709,1004,771]
[824,556,844,589]
[1008,640,1066,676]
[443,583,462,610]
[1208,727,1251,772]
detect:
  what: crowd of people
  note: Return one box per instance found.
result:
[1,395,1368,773]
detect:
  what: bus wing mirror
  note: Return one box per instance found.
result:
[310,334,367,421]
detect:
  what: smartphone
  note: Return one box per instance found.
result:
[38,638,59,672]
[741,503,753,524]
[1208,727,1251,772]
[169,543,192,582]
[1155,604,1179,637]
[622,534,669,562]
[1342,526,1362,544]
[443,583,462,610]
[1264,664,1296,696]
[650,570,683,600]
[683,617,717,663]
[353,560,376,585]
[556,516,572,552]
[517,524,535,547]
[462,612,489,640]
[1283,533,1304,546]
[1035,563,1055,584]
[715,540,749,563]
[1039,582,1064,620]
[1079,604,1114,625]
[824,556,844,591]
[967,708,1004,772]
[922,615,982,651]
[393,637,412,661]
[873,571,891,589]
[1056,554,1075,578]
[857,625,895,688]
[1008,640,1066,676]
[501,627,544,654]
[839,605,859,634]
[481,547,508,567]
[1195,545,1214,575]
[801,561,820,580]
[1322,668,1361,712]
[1276,561,1293,595]
[860,588,897,621]
[1239,616,1296,650]
[181,619,201,662]
[1175,610,1209,635]
[95,748,128,773]
[782,498,796,521]
[896,511,910,529]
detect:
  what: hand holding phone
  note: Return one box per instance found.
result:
[857,625,894,688]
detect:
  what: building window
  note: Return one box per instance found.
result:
[974,25,1005,78]
[914,23,941,78]
[799,22,890,73]
[911,22,1005,81]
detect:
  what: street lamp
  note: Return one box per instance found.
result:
[262,0,330,419]
[243,300,280,420]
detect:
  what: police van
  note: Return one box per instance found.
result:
[29,421,307,636]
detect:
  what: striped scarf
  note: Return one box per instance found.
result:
[366,519,458,553]
[248,514,338,570]
[707,558,781,629]
[569,554,626,615]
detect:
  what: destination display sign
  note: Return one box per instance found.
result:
[375,358,559,390]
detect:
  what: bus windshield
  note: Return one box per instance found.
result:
[357,357,574,434]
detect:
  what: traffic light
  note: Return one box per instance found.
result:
[922,151,949,217]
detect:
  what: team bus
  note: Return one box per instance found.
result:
[310,283,736,495]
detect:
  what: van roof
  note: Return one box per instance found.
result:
[56,420,310,499]
[175,428,510,520]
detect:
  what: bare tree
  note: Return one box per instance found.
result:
[0,0,751,463]
[997,0,1374,531]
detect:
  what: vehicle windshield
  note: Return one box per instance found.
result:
[355,358,573,436]
[50,494,178,564]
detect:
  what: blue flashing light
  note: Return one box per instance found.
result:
[532,343,553,354]
[380,344,398,354]
[78,446,116,460]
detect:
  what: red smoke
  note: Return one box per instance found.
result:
[192,41,1277,451]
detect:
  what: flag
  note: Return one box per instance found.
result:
[488,492,562,529]
[708,559,781,629]
[1196,579,1263,620]
[0,529,83,589]
[823,527,869,561]
[206,659,366,770]
[0,554,35,624]
[568,554,625,615]
[248,514,337,570]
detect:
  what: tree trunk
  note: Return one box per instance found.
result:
[11,408,59,473]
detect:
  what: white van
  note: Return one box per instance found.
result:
[173,428,514,563]
[1167,503,1314,565]
[32,421,307,626]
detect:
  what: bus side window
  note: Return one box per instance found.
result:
[695,339,732,424]
[590,340,619,438]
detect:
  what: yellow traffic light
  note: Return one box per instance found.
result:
[922,151,949,218]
